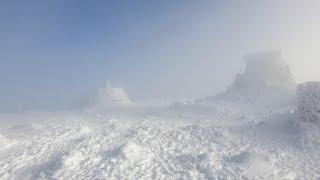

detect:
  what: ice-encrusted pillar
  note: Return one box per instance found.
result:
[297,81,320,122]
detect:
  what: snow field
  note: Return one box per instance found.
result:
[0,104,319,179]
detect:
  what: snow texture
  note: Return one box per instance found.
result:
[297,81,320,122]
[0,102,319,179]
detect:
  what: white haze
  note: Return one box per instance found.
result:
[121,0,320,103]
[1,0,320,111]
[1,1,320,179]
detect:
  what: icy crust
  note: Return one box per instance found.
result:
[297,81,320,122]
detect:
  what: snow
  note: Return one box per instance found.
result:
[0,52,319,179]
[1,103,319,179]
[297,81,320,122]
[0,100,319,179]
[90,81,134,108]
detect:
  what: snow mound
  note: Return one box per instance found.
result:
[122,142,152,161]
[226,151,275,178]
[297,81,320,122]
[61,151,85,169]
[92,81,134,107]
[200,50,296,108]
[0,134,15,150]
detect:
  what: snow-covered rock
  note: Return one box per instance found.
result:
[297,81,320,122]
[231,51,296,92]
[91,81,134,108]
[199,51,296,108]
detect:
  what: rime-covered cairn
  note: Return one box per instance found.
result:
[297,82,320,122]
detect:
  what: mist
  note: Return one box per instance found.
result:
[1,0,320,111]
[1,1,320,179]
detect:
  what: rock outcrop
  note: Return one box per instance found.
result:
[199,51,297,108]
[230,51,296,94]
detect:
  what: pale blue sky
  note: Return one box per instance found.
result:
[1,0,320,111]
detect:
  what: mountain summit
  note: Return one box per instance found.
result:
[200,51,296,107]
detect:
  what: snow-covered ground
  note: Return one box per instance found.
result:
[0,102,319,179]
[1,52,319,179]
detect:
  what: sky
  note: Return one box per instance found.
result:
[1,0,320,111]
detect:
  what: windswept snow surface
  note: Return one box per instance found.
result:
[297,81,320,122]
[1,52,319,179]
[0,102,319,179]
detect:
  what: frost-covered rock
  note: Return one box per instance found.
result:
[231,51,296,93]
[199,51,296,108]
[297,81,320,122]
[91,81,134,108]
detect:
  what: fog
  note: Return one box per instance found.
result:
[1,1,320,179]
[1,0,320,111]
